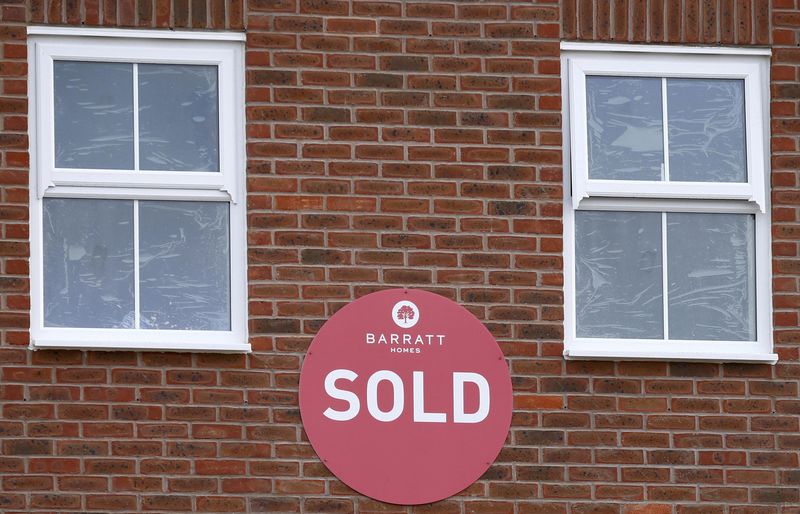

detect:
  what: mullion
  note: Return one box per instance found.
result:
[661,212,669,341]
[133,63,140,172]
[661,77,671,339]
[133,199,140,329]
[660,77,671,182]
[132,61,140,327]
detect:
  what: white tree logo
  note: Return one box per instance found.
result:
[392,300,420,329]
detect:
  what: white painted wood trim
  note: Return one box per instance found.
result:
[561,46,774,364]
[28,30,249,353]
[560,41,772,56]
[32,338,252,353]
[566,51,769,211]
[576,197,762,214]
[564,348,778,364]
[27,25,246,41]
[30,36,240,197]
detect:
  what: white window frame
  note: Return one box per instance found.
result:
[562,42,776,364]
[28,27,249,353]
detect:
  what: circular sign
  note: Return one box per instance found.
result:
[299,288,513,505]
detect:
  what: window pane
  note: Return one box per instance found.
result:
[576,211,664,339]
[667,213,755,341]
[587,76,664,181]
[139,201,230,330]
[54,61,134,169]
[43,198,135,328]
[667,79,747,182]
[138,64,220,172]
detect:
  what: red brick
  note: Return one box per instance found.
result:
[2,3,798,512]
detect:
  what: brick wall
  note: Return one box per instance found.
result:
[0,0,799,512]
[563,0,770,44]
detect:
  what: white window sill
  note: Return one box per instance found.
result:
[31,334,251,353]
[564,348,778,364]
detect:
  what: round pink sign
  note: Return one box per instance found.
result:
[299,288,513,505]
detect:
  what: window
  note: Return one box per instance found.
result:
[28,28,248,352]
[562,43,775,363]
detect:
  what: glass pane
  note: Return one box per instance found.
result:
[587,76,664,181]
[54,61,134,169]
[43,198,135,328]
[667,79,747,183]
[667,213,755,341]
[576,211,663,339]
[139,201,230,330]
[138,64,220,172]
